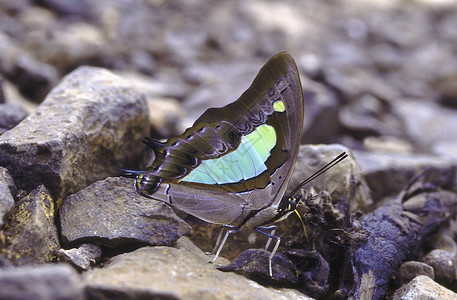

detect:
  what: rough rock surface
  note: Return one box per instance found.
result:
[0,185,59,266]
[60,176,191,247]
[0,66,149,200]
[84,237,312,300]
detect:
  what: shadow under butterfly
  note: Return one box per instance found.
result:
[123,52,347,277]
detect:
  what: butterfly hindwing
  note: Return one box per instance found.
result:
[136,52,304,227]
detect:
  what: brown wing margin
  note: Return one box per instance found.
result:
[194,51,304,139]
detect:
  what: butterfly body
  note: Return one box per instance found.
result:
[134,52,304,231]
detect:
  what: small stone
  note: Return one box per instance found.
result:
[60,177,191,247]
[0,185,59,266]
[58,243,102,270]
[0,66,149,200]
[0,167,16,227]
[422,249,457,287]
[0,102,28,135]
[392,275,457,300]
[219,249,299,285]
[394,261,435,287]
[0,263,84,300]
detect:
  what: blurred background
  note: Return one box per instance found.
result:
[1,0,457,158]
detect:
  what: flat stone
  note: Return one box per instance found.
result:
[392,275,457,300]
[0,66,149,200]
[0,263,84,300]
[0,185,59,266]
[60,176,190,247]
[84,237,312,300]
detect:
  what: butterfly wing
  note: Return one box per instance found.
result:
[136,52,304,227]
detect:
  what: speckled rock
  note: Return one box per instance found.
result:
[0,66,149,200]
[392,275,457,300]
[84,236,312,300]
[0,263,84,300]
[60,176,190,247]
[0,185,59,266]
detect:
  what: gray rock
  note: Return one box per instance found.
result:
[0,167,16,228]
[0,102,28,135]
[392,99,457,159]
[0,263,84,300]
[0,66,149,200]
[339,94,402,137]
[28,22,106,70]
[0,185,59,266]
[84,237,312,300]
[57,243,102,270]
[60,176,190,247]
[0,32,59,102]
[394,261,435,287]
[289,144,372,212]
[422,249,457,287]
[392,275,457,300]
[353,150,456,202]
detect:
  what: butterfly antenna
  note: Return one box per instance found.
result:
[289,152,348,197]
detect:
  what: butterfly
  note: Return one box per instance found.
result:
[125,52,322,276]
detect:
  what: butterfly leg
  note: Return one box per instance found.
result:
[210,225,239,263]
[255,225,280,277]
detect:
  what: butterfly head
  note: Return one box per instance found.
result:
[274,194,302,223]
[121,169,161,197]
